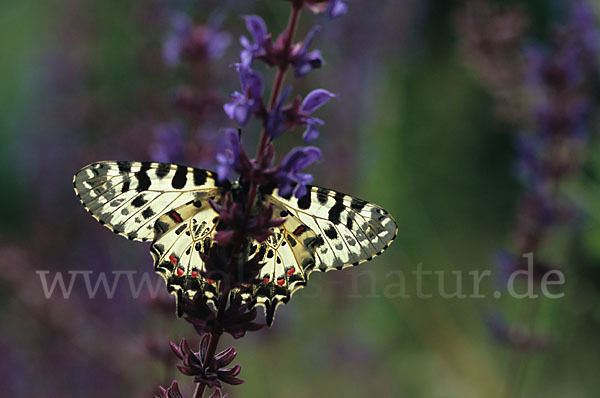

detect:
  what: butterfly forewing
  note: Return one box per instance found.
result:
[266,186,397,271]
[73,161,224,241]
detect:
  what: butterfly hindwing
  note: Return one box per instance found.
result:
[245,186,397,325]
[245,201,320,325]
[150,197,222,306]
[73,161,224,242]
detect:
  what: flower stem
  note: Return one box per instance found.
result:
[257,4,301,162]
[242,5,302,226]
[193,331,223,398]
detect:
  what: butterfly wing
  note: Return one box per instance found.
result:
[245,185,397,325]
[73,161,226,242]
[150,198,223,308]
[266,185,398,270]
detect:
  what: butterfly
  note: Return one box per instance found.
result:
[73,161,397,325]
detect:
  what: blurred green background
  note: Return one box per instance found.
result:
[2,0,600,397]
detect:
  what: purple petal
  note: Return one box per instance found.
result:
[301,89,337,114]
[278,181,293,198]
[207,31,232,59]
[294,183,308,199]
[243,15,268,45]
[302,26,320,50]
[266,86,292,139]
[302,125,319,142]
[327,0,348,19]
[281,146,322,172]
[237,64,264,101]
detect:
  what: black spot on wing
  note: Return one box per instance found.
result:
[328,192,345,224]
[324,226,338,239]
[142,208,154,219]
[121,179,130,193]
[118,161,131,173]
[193,169,207,186]
[135,162,152,192]
[346,215,354,230]
[297,191,311,210]
[316,187,329,204]
[172,165,187,189]
[156,163,170,178]
[350,197,367,212]
[155,220,169,234]
[257,244,267,260]
[132,195,147,208]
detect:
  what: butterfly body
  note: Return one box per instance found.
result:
[74,160,397,325]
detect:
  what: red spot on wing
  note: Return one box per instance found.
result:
[206,278,215,284]
[277,278,285,286]
[191,270,198,278]
[169,254,178,264]
[263,277,270,284]
[169,211,183,223]
[293,225,307,236]
[287,267,295,276]
[176,267,184,277]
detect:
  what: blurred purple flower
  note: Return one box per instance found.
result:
[276,146,321,198]
[327,0,348,18]
[163,12,231,67]
[302,0,348,19]
[485,312,550,351]
[223,65,265,125]
[150,123,185,163]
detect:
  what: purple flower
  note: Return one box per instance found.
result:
[163,12,231,68]
[238,13,330,72]
[277,146,322,198]
[266,88,336,141]
[223,65,265,125]
[291,27,324,77]
[240,16,270,66]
